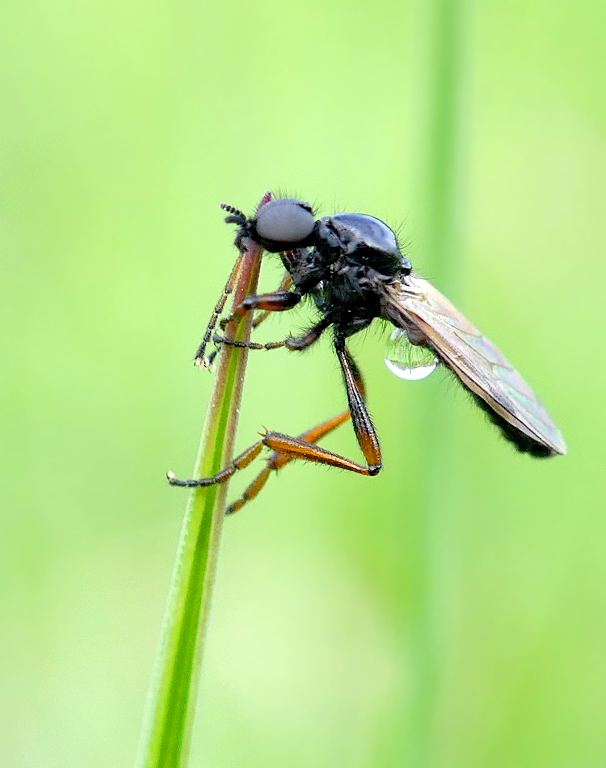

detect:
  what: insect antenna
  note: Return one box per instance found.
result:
[220,202,248,227]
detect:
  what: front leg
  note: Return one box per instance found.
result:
[198,289,302,367]
[253,275,293,329]
[219,290,302,331]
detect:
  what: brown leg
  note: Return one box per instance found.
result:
[226,410,351,514]
[258,342,382,478]
[167,410,352,509]
[252,274,293,329]
[219,289,301,331]
[168,342,382,513]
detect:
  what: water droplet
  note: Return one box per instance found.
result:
[384,328,438,381]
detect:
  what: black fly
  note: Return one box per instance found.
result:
[169,195,566,513]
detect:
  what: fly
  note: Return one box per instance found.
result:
[168,195,566,512]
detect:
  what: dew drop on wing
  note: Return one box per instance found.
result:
[384,328,439,381]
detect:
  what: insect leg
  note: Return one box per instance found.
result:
[193,254,243,367]
[169,423,375,492]
[227,342,380,496]
[213,314,333,353]
[253,274,293,329]
[167,410,349,496]
[167,440,265,488]
[169,344,380,508]
[202,280,300,366]
[219,289,302,331]
[258,427,380,479]
[334,336,382,475]
[225,410,351,514]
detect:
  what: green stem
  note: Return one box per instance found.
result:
[419,0,468,293]
[136,224,264,768]
[407,0,468,764]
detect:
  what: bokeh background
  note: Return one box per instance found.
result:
[2,0,605,765]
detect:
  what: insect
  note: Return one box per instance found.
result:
[169,195,567,513]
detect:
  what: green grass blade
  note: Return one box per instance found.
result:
[136,231,264,768]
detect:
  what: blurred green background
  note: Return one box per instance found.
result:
[2,0,605,765]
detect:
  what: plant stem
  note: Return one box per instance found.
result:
[136,216,264,768]
[407,0,468,765]
[419,0,467,294]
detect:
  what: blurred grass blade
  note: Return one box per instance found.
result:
[417,0,468,295]
[136,221,264,768]
[407,0,469,765]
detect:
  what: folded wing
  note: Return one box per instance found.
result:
[382,275,567,457]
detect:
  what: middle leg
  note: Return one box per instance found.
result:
[213,312,334,354]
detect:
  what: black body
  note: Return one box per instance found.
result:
[223,197,564,459]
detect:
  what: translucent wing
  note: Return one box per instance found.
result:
[382,275,567,457]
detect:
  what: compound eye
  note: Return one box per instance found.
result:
[255,198,315,245]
